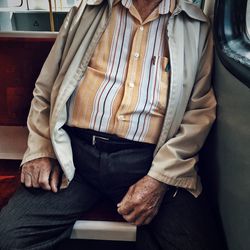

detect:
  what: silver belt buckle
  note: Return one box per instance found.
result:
[173,188,178,198]
[92,135,109,146]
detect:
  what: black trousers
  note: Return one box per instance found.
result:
[0,129,225,250]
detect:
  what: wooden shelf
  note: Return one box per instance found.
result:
[0,126,28,159]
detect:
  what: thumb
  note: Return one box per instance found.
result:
[117,187,134,215]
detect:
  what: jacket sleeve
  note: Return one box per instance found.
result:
[21,8,76,166]
[147,25,216,192]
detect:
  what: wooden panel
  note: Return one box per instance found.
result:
[0,160,20,209]
[0,37,55,125]
[0,126,28,159]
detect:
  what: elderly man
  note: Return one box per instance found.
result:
[0,0,224,249]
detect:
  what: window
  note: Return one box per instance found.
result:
[214,0,250,87]
[0,0,81,10]
[193,0,203,8]
[247,0,250,37]
[0,0,22,8]
[27,0,81,10]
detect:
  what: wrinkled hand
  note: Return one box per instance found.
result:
[117,175,168,226]
[21,157,62,193]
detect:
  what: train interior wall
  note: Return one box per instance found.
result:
[201,1,250,250]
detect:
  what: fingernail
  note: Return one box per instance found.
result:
[117,203,121,207]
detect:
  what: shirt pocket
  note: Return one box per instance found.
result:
[152,56,170,115]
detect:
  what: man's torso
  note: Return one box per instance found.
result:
[67,0,175,144]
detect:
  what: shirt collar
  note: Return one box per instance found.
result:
[119,0,175,15]
[86,0,104,5]
[158,0,171,15]
[86,0,122,7]
[121,0,132,8]
[86,0,207,22]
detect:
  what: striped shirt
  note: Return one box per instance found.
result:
[67,0,175,144]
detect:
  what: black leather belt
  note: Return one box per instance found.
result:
[64,125,156,153]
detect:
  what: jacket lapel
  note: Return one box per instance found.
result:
[154,0,208,154]
[50,0,113,129]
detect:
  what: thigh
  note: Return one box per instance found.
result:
[137,189,225,250]
[0,173,101,250]
[69,131,156,204]
[101,147,155,203]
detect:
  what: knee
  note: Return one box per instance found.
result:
[0,223,18,250]
[0,221,32,250]
[0,209,25,250]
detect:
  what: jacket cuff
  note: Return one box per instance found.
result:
[147,169,202,197]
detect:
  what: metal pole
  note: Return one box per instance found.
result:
[54,0,57,11]
[48,0,55,32]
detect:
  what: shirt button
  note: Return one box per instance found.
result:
[140,26,144,31]
[118,115,125,121]
[128,82,135,88]
[134,52,140,58]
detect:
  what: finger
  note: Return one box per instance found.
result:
[143,215,154,225]
[124,208,150,226]
[122,209,140,224]
[31,167,40,188]
[50,165,61,193]
[21,171,25,183]
[141,209,158,226]
[134,211,151,226]
[117,191,134,215]
[117,202,134,216]
[24,172,32,188]
[117,185,134,206]
[38,167,51,191]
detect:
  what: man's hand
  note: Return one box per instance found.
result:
[21,157,62,193]
[117,175,168,226]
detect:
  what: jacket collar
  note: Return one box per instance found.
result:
[85,0,208,22]
[176,0,208,22]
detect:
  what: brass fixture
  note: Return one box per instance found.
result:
[54,0,57,11]
[48,0,55,32]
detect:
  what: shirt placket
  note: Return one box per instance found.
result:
[114,21,144,131]
[114,5,161,135]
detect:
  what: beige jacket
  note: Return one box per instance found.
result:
[21,0,216,197]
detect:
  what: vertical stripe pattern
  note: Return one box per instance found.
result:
[67,0,174,144]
